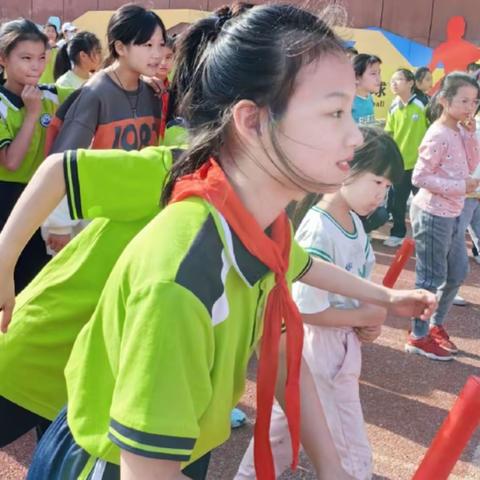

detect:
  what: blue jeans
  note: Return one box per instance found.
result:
[410,204,469,338]
[27,407,211,480]
[461,198,480,253]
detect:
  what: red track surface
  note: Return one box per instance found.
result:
[1,228,479,479]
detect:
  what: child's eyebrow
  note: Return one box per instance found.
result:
[324,92,350,99]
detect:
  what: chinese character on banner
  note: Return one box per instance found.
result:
[375,82,387,98]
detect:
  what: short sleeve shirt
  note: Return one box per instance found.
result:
[352,95,375,125]
[63,145,177,221]
[0,147,176,421]
[161,119,188,147]
[51,72,162,153]
[292,206,375,314]
[0,84,73,183]
[385,94,429,170]
[56,70,86,90]
[65,199,310,475]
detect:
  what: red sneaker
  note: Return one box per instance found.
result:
[405,334,453,361]
[430,326,458,354]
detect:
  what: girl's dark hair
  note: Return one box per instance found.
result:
[414,66,430,98]
[467,62,480,74]
[427,71,480,123]
[105,4,166,65]
[348,126,403,184]
[346,46,358,56]
[0,19,48,58]
[353,53,382,78]
[165,35,176,51]
[162,3,348,205]
[395,67,415,93]
[289,126,403,228]
[415,66,430,84]
[45,23,59,40]
[54,31,101,79]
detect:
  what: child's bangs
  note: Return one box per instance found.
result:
[131,14,162,45]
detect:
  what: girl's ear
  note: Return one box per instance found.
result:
[231,99,263,144]
[0,54,7,68]
[113,40,126,58]
[437,94,449,109]
[77,51,88,64]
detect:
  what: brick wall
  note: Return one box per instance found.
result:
[0,0,479,47]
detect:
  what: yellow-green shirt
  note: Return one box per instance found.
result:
[0,84,73,183]
[385,94,429,171]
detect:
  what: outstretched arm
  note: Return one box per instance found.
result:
[301,258,437,320]
[0,153,65,332]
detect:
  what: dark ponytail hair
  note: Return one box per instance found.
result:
[427,71,480,123]
[413,66,431,98]
[165,35,176,52]
[415,66,430,85]
[0,19,48,58]
[162,3,347,205]
[103,4,166,67]
[54,31,101,79]
[166,4,253,126]
[45,23,59,41]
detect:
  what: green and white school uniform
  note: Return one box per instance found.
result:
[0,83,75,292]
[0,146,173,420]
[0,84,73,184]
[63,195,310,476]
[385,94,429,170]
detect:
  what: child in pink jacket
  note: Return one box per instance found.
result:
[407,72,480,361]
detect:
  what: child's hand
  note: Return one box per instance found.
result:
[460,117,476,133]
[355,325,382,343]
[359,303,387,327]
[387,289,437,320]
[47,233,72,253]
[466,177,480,194]
[21,85,42,119]
[141,75,166,97]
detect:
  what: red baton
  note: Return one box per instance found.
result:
[413,376,480,480]
[382,238,415,288]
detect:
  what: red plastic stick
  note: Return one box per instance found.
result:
[382,238,415,288]
[413,376,480,480]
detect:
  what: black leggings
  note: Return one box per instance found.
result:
[183,451,211,479]
[0,396,51,447]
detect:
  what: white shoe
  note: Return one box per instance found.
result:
[383,236,404,248]
[453,295,467,306]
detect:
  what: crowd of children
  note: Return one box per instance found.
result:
[0,2,478,479]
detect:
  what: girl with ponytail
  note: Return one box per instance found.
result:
[0,4,436,479]
[407,72,480,360]
[54,31,102,88]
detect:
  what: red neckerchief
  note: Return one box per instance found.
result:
[170,158,303,479]
[159,78,170,140]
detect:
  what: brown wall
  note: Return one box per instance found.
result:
[1,0,479,47]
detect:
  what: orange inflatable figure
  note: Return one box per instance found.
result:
[429,16,480,92]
